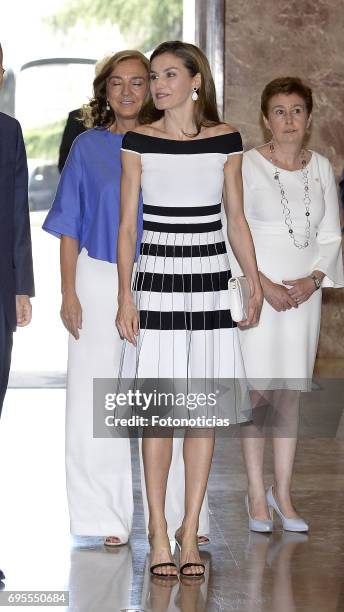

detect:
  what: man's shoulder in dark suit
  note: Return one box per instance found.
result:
[0,110,17,125]
[0,112,23,167]
[0,112,19,149]
[58,108,87,173]
[68,108,84,121]
[0,111,20,134]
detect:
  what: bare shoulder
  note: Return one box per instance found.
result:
[131,121,165,137]
[215,122,239,135]
[129,124,152,136]
[204,122,239,137]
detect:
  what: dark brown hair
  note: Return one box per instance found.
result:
[150,41,221,136]
[81,50,158,129]
[261,77,313,118]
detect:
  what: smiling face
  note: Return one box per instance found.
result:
[149,52,201,111]
[106,58,149,121]
[263,92,312,146]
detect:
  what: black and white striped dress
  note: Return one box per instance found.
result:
[120,131,248,391]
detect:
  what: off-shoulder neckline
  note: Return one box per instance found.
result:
[125,130,240,143]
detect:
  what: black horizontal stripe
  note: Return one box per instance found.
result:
[139,309,236,330]
[143,203,221,217]
[122,130,243,155]
[143,220,222,233]
[140,241,227,258]
[134,270,231,293]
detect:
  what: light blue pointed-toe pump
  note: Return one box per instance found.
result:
[245,494,273,533]
[266,486,309,532]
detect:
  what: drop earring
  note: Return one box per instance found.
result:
[106,100,111,111]
[191,87,199,101]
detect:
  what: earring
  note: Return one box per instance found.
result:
[106,100,111,111]
[191,87,199,101]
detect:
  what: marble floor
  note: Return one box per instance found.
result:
[0,387,343,611]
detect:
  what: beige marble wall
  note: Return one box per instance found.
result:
[224,0,344,361]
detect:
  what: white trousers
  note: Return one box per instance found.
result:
[66,249,209,538]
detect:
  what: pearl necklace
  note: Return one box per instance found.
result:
[269,142,311,249]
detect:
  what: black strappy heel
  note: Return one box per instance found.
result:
[175,536,205,579]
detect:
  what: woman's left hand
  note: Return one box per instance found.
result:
[282,276,316,305]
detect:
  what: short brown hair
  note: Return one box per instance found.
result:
[150,40,222,136]
[261,77,313,118]
[81,50,158,129]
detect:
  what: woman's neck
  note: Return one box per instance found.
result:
[109,117,139,134]
[162,107,198,139]
[270,140,305,169]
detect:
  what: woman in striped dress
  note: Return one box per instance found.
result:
[116,41,263,577]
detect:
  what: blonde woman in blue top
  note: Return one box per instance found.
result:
[43,50,210,547]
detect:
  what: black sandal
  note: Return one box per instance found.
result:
[175,535,205,579]
[179,561,205,578]
[150,562,179,578]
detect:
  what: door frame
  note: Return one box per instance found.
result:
[195,0,225,116]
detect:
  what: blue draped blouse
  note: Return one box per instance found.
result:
[42,128,143,263]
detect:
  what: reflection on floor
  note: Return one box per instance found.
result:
[0,388,343,611]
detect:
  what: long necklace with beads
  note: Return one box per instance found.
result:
[269,141,311,249]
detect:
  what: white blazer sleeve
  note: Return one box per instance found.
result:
[313,156,344,288]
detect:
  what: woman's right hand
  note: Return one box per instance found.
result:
[60,290,82,339]
[116,296,139,345]
[262,277,298,312]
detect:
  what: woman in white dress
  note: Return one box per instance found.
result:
[229,77,344,532]
[116,41,263,577]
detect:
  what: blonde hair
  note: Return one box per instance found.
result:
[81,50,157,129]
[94,54,113,77]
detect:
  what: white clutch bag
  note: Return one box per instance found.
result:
[228,276,250,322]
